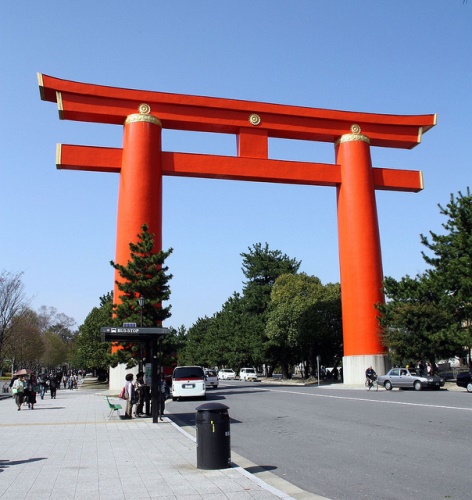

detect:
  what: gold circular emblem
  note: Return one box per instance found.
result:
[350,124,361,134]
[249,113,261,126]
[139,103,151,114]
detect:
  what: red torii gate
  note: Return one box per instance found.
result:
[38,74,436,384]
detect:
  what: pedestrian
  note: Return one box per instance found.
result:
[63,374,68,389]
[49,376,57,399]
[12,375,26,411]
[25,374,38,409]
[124,373,135,419]
[159,377,170,421]
[39,373,49,399]
[134,371,145,417]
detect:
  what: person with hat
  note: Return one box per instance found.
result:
[12,375,26,411]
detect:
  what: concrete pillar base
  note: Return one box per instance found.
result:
[109,365,138,392]
[342,354,390,385]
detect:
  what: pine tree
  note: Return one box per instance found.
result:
[111,224,173,326]
[109,224,173,367]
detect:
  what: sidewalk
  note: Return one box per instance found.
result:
[0,385,322,500]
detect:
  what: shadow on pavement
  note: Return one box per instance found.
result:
[0,457,47,473]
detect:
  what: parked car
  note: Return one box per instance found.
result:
[456,370,472,392]
[218,368,236,380]
[239,367,259,382]
[171,366,206,400]
[204,369,219,389]
[378,368,445,391]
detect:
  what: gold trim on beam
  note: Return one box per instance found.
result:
[56,143,62,168]
[37,73,45,100]
[56,92,64,120]
[417,126,423,144]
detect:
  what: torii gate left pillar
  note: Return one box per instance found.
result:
[38,74,436,385]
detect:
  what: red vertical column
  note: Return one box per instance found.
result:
[335,125,385,357]
[114,104,162,305]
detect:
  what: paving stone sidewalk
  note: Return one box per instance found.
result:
[0,386,321,500]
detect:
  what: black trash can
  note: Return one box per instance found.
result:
[195,402,231,469]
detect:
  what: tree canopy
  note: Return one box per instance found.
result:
[378,188,472,368]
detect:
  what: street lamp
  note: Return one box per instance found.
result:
[138,296,145,327]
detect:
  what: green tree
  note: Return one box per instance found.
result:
[179,316,215,366]
[73,292,114,378]
[378,275,455,368]
[266,273,342,378]
[378,188,472,367]
[241,243,301,315]
[240,243,301,372]
[110,224,173,367]
[3,308,44,371]
[41,331,68,369]
[421,188,472,363]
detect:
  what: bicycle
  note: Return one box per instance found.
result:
[365,376,378,391]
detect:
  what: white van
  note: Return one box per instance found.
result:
[239,367,259,381]
[172,366,206,400]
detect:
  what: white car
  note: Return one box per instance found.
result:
[239,367,259,381]
[172,366,206,400]
[218,369,236,380]
[204,369,219,389]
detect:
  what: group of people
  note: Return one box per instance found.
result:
[62,373,79,390]
[9,370,82,411]
[10,371,56,411]
[11,374,35,411]
[122,371,170,420]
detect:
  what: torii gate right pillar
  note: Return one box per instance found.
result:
[336,128,388,384]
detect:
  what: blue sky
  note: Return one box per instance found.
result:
[1,1,470,331]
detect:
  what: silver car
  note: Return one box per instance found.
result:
[378,368,445,391]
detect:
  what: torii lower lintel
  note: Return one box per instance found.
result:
[40,74,436,385]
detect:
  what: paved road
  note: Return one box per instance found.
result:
[167,381,472,500]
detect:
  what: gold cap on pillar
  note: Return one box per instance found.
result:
[335,124,370,147]
[125,103,162,126]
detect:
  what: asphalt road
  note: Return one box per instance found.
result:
[166,381,472,500]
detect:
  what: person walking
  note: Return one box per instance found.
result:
[159,377,170,421]
[12,375,26,411]
[25,374,38,409]
[124,373,136,419]
[49,375,57,399]
[39,373,49,399]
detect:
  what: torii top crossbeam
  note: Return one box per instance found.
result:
[39,74,434,148]
[38,73,436,384]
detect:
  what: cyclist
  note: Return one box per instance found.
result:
[365,365,377,387]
